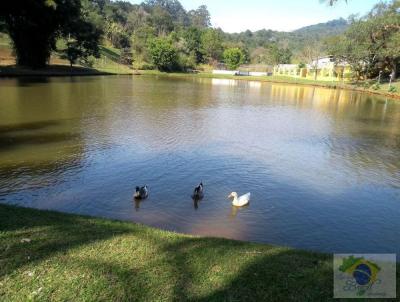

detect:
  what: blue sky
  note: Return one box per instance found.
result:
[127,0,381,32]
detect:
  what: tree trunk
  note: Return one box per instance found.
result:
[6,17,53,69]
[390,63,397,83]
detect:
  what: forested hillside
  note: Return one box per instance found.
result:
[91,0,349,67]
[293,18,348,38]
[224,18,348,65]
[0,0,348,70]
[1,0,398,81]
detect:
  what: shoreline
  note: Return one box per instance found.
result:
[1,65,399,100]
[138,70,400,101]
[0,204,399,301]
[0,65,132,77]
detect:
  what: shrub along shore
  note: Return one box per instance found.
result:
[0,204,399,301]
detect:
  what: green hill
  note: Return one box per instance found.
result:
[225,18,349,57]
[292,18,349,39]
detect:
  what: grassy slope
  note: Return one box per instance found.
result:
[92,45,132,74]
[0,204,398,301]
[0,35,132,76]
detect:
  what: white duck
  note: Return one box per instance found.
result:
[228,192,251,207]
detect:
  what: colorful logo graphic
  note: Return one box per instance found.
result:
[339,255,381,296]
[334,254,396,299]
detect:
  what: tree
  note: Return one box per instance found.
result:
[131,25,156,65]
[327,0,400,80]
[223,41,251,65]
[104,20,130,49]
[61,40,82,67]
[326,26,370,80]
[189,5,211,28]
[250,47,268,64]
[0,0,102,68]
[126,6,150,33]
[201,28,223,63]
[300,41,324,80]
[148,37,178,71]
[144,0,189,27]
[150,6,174,35]
[223,48,244,70]
[269,45,292,65]
[250,45,292,65]
[182,27,203,64]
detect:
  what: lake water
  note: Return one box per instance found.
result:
[0,75,399,256]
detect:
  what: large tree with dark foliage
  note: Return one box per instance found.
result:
[0,0,102,68]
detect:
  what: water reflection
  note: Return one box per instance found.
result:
[211,78,238,86]
[193,198,200,210]
[0,75,399,256]
[134,198,144,212]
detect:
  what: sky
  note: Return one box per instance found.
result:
[127,0,381,32]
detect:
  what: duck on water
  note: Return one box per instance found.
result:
[192,182,204,200]
[134,185,149,200]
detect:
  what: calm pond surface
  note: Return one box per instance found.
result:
[1,75,399,255]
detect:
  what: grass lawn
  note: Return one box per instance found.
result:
[0,36,133,76]
[91,45,133,75]
[0,204,398,301]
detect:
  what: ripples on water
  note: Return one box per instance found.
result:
[0,76,399,256]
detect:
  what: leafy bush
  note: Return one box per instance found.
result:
[177,52,196,71]
[80,56,95,68]
[132,61,154,70]
[363,81,371,89]
[61,41,83,67]
[388,85,397,93]
[371,83,381,90]
[298,62,306,69]
[223,48,244,70]
[148,38,178,72]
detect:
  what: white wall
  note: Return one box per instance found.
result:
[212,70,271,77]
[212,70,237,75]
[249,72,268,77]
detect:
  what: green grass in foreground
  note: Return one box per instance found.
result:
[0,205,398,301]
